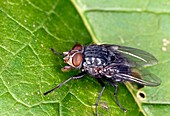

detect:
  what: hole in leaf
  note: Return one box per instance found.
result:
[139,92,145,98]
[137,91,146,101]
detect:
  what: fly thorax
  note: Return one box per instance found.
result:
[84,57,106,66]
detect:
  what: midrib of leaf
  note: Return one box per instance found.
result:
[71,0,98,44]
[126,83,146,116]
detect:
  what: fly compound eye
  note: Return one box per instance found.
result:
[72,53,83,67]
[72,44,82,51]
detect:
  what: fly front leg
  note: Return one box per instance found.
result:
[95,78,105,116]
[44,71,86,95]
[107,80,127,112]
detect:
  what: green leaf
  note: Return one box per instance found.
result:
[0,0,170,116]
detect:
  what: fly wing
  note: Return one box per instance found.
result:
[115,68,161,86]
[104,44,158,67]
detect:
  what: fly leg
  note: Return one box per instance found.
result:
[44,71,86,95]
[95,78,105,116]
[107,80,127,112]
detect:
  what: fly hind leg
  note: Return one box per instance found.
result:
[107,79,127,112]
[94,78,106,116]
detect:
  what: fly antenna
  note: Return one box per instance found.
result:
[50,48,64,56]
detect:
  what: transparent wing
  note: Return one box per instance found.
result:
[115,68,161,86]
[104,44,158,67]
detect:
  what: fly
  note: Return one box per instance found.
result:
[44,44,161,115]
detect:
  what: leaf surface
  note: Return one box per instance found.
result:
[1,0,170,116]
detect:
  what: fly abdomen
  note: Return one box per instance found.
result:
[115,65,131,74]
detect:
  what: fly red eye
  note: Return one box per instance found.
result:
[72,44,82,51]
[72,53,83,67]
